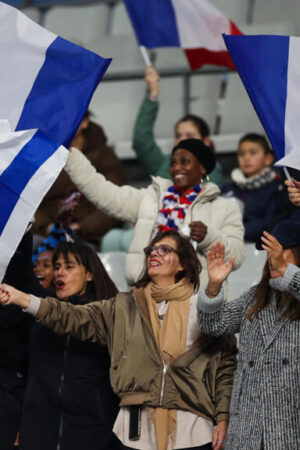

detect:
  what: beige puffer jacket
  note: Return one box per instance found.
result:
[65,148,245,286]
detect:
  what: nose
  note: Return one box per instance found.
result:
[56,266,65,277]
[150,246,159,257]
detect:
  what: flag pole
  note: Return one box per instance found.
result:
[139,45,151,66]
[283,166,292,182]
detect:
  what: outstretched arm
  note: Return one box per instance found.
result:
[0,284,115,346]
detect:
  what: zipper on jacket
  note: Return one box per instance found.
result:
[159,362,168,406]
[56,335,70,450]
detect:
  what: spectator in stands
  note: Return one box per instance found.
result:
[15,242,120,450]
[64,137,245,287]
[221,133,296,242]
[197,220,300,450]
[32,111,127,250]
[0,231,237,450]
[133,65,225,186]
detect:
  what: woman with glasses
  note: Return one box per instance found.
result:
[0,230,237,450]
[64,137,245,287]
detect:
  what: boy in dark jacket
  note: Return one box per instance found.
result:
[221,133,297,242]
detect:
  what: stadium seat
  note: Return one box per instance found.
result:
[228,243,266,299]
[98,252,129,292]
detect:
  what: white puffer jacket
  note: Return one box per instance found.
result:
[66,148,245,286]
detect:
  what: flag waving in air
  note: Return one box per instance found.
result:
[0,2,111,147]
[124,0,242,70]
[0,2,112,279]
[0,121,68,281]
[224,34,300,171]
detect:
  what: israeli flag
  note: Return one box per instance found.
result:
[0,121,68,281]
[224,34,300,171]
[0,2,111,147]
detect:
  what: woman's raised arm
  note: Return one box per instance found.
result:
[0,284,115,346]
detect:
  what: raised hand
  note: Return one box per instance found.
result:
[260,231,287,275]
[206,242,235,297]
[145,66,160,98]
[0,284,30,309]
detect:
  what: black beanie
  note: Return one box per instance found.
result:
[172,138,216,174]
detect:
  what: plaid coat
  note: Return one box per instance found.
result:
[198,265,300,450]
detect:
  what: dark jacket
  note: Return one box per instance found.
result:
[221,172,298,242]
[0,232,45,450]
[33,121,127,243]
[19,294,120,450]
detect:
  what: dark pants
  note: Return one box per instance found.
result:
[121,444,212,450]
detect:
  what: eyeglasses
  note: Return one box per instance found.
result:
[144,244,178,257]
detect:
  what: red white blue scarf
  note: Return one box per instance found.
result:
[157,184,202,232]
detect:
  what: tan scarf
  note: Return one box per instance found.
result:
[144,278,194,450]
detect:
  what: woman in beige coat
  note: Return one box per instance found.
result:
[64,138,245,286]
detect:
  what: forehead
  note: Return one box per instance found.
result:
[176,120,201,135]
[55,252,79,264]
[36,250,53,262]
[155,236,177,248]
[238,140,265,153]
[172,148,199,163]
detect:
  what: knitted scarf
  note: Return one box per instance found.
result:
[231,167,278,190]
[157,184,202,232]
[144,279,194,450]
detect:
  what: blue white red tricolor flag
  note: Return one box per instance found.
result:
[224,34,300,171]
[0,1,111,147]
[0,2,111,279]
[123,0,242,70]
[0,121,68,281]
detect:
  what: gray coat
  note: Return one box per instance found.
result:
[198,264,300,450]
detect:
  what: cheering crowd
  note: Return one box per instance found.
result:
[0,66,300,450]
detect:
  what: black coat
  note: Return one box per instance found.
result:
[0,232,45,450]
[19,295,120,450]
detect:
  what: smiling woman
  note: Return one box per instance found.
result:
[0,231,237,450]
[64,138,245,288]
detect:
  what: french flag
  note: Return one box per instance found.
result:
[0,121,68,281]
[0,2,111,147]
[224,34,300,171]
[124,0,242,70]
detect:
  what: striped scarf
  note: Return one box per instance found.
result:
[157,184,202,232]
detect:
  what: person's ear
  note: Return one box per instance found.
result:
[265,152,274,167]
[86,272,93,282]
[203,136,212,147]
[81,118,90,130]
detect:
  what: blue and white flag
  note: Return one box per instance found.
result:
[0,2,111,147]
[0,121,68,281]
[224,34,300,171]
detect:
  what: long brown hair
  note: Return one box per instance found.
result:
[245,246,300,321]
[135,230,201,291]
